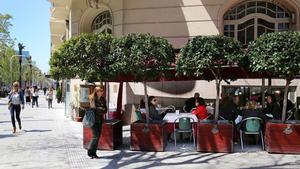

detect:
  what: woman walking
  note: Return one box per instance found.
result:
[32,86,39,108]
[46,87,54,109]
[8,82,24,133]
[87,86,107,159]
[25,86,31,106]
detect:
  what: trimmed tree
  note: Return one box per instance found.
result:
[247,31,300,122]
[177,35,244,121]
[111,33,175,125]
[49,33,114,82]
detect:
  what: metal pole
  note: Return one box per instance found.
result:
[10,55,24,85]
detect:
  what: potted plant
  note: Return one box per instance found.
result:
[50,33,123,150]
[247,31,300,154]
[111,33,175,151]
[177,35,244,152]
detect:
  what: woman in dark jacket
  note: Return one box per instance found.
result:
[148,96,163,121]
[88,86,107,159]
[263,94,281,120]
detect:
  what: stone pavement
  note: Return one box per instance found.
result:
[0,95,300,169]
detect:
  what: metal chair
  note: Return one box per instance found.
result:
[239,117,264,150]
[135,111,145,122]
[174,117,195,148]
[183,105,188,112]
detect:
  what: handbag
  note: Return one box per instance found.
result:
[82,109,95,128]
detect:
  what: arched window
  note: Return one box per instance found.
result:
[91,11,112,34]
[224,1,291,46]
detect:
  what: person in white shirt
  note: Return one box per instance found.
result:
[46,87,54,109]
[8,82,25,133]
[32,86,39,108]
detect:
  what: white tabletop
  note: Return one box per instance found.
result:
[163,113,198,123]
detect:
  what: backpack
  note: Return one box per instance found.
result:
[82,109,95,128]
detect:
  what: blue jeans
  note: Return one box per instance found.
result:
[10,104,21,128]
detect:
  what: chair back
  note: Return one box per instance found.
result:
[135,111,143,121]
[243,117,262,132]
[179,117,192,130]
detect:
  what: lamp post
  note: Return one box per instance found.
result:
[18,43,25,88]
[10,55,24,85]
[28,55,32,87]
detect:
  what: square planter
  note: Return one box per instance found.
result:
[197,120,233,153]
[83,120,123,150]
[131,121,167,151]
[265,120,300,154]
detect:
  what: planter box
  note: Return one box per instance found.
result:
[131,121,167,151]
[197,120,233,153]
[265,121,300,154]
[83,120,123,150]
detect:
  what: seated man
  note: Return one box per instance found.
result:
[185,92,204,112]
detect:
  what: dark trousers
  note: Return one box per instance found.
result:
[88,121,103,153]
[10,105,21,128]
[48,99,53,108]
[32,96,38,107]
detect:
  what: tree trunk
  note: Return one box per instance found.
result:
[262,78,265,108]
[281,78,292,122]
[105,82,110,120]
[143,81,150,125]
[214,79,221,121]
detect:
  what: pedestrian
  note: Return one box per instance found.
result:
[32,86,39,108]
[8,81,24,133]
[25,86,31,106]
[43,87,47,96]
[46,87,54,109]
[87,86,107,159]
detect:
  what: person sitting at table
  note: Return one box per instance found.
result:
[185,92,204,112]
[219,94,239,121]
[149,96,164,121]
[192,98,209,120]
[240,101,269,122]
[263,94,281,120]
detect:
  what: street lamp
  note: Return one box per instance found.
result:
[18,43,25,88]
[10,55,24,85]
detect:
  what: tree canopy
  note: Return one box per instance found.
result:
[110,33,175,82]
[50,33,114,82]
[247,31,300,77]
[176,35,244,79]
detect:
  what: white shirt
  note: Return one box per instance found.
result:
[46,91,54,99]
[11,92,21,105]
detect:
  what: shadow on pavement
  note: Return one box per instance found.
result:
[24,129,52,133]
[0,134,16,139]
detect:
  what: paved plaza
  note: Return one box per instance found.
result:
[0,94,300,169]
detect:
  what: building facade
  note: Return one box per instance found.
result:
[50,0,300,118]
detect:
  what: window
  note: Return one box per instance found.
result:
[224,1,291,46]
[91,11,112,34]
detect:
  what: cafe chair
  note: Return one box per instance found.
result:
[135,110,145,122]
[183,105,188,112]
[167,105,176,112]
[174,117,195,148]
[239,117,264,150]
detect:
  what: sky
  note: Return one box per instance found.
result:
[0,0,51,73]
